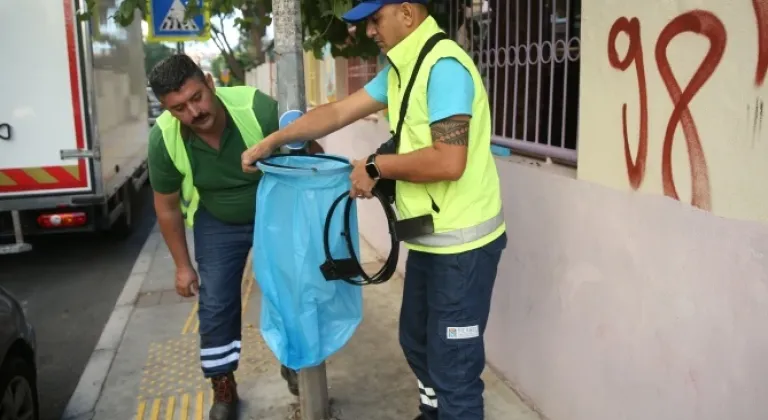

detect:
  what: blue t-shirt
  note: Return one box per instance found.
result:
[364,57,475,124]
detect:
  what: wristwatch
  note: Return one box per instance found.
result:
[365,154,381,181]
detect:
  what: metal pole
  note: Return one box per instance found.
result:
[11,210,24,246]
[273,0,309,153]
[272,1,329,420]
[0,211,32,255]
[176,41,184,53]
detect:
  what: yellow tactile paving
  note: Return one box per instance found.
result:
[138,252,265,419]
[134,389,214,420]
[137,326,272,399]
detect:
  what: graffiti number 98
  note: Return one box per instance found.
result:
[608,10,727,211]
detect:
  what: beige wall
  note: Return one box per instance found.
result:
[246,62,277,98]
[578,0,768,224]
[322,117,768,420]
[245,65,271,97]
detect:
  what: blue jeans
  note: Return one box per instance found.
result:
[399,233,507,420]
[193,207,252,378]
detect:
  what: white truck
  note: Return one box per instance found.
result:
[0,0,151,254]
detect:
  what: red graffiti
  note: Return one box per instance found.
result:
[608,10,728,211]
[608,17,648,190]
[655,11,725,211]
[753,0,768,85]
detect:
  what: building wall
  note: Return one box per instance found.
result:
[578,0,768,224]
[320,44,338,104]
[322,116,768,420]
[245,64,273,97]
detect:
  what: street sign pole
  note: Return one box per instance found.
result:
[272,1,330,420]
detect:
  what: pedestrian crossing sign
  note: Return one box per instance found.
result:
[146,0,210,43]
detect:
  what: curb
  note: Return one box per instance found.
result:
[61,225,162,420]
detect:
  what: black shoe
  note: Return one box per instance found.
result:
[209,373,239,420]
[280,365,299,396]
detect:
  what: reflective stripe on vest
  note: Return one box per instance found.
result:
[405,209,504,247]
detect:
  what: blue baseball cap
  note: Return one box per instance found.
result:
[342,0,429,24]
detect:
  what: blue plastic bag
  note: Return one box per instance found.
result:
[253,154,364,370]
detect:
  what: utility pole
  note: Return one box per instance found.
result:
[273,0,309,152]
[272,1,330,420]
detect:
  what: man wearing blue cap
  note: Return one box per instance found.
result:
[241,2,507,419]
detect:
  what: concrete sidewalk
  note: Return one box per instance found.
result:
[62,225,541,420]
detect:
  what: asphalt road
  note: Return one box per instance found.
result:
[0,184,156,420]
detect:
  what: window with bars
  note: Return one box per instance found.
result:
[434,0,582,166]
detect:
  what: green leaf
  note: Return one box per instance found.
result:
[330,0,352,19]
[76,0,96,21]
[114,0,140,26]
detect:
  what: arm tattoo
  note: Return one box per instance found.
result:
[432,119,470,146]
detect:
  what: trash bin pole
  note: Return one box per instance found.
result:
[272,0,331,418]
[300,364,331,419]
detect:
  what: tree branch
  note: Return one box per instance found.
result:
[241,1,268,66]
[211,18,245,82]
[216,15,237,57]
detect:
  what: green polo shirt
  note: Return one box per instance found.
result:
[148,90,278,224]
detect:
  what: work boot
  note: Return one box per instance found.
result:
[209,373,238,420]
[280,365,299,396]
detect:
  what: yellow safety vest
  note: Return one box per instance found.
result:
[155,86,264,228]
[385,16,506,254]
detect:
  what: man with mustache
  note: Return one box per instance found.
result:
[147,54,317,420]
[241,1,507,419]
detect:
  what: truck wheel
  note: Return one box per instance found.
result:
[0,355,39,420]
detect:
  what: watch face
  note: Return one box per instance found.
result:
[365,162,379,179]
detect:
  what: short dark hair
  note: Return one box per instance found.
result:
[148,54,206,97]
